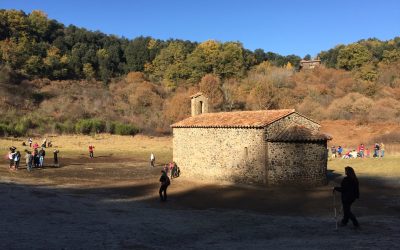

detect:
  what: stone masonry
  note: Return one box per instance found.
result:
[173,127,266,184]
[172,93,331,186]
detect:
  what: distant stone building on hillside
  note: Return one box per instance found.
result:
[171,93,331,186]
[300,58,321,70]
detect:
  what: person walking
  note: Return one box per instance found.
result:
[28,138,33,147]
[333,166,360,229]
[159,170,170,202]
[89,145,95,158]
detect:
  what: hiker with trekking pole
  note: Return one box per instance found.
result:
[333,166,360,229]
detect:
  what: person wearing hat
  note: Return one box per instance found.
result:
[159,170,170,202]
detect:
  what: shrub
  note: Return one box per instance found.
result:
[0,123,10,136]
[91,119,106,133]
[75,119,106,134]
[105,120,116,134]
[113,122,139,135]
[14,120,29,136]
[75,119,93,134]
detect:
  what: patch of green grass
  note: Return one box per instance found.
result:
[328,155,400,179]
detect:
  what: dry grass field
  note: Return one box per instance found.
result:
[0,134,172,162]
[1,132,400,249]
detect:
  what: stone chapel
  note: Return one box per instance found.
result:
[171,93,331,186]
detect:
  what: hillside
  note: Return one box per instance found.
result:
[1,9,400,138]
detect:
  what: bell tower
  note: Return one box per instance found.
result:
[190,92,209,117]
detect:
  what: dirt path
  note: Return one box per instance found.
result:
[1,156,400,249]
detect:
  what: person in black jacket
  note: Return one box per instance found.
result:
[333,166,360,228]
[159,170,170,202]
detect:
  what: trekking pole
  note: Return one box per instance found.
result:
[333,190,338,230]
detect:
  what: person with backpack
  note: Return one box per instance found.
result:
[159,170,170,202]
[333,166,360,229]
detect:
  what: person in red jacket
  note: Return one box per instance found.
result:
[89,145,95,158]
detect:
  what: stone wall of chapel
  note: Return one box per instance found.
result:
[173,128,266,184]
[266,141,328,186]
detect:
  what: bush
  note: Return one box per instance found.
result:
[14,121,29,136]
[113,122,139,135]
[0,123,10,136]
[75,119,106,134]
[58,120,75,134]
[75,119,93,134]
[91,119,106,133]
[105,120,116,134]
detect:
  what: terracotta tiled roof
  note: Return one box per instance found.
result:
[189,92,204,98]
[171,109,297,128]
[268,125,332,142]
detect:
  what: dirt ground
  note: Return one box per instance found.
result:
[1,154,400,249]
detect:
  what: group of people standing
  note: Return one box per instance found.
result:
[330,142,385,159]
[8,138,59,172]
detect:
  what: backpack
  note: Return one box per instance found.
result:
[166,176,171,186]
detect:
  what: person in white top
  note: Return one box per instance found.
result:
[150,153,155,167]
[8,147,16,170]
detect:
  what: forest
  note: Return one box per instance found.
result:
[1,9,400,136]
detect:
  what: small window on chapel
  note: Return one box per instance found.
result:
[244,147,248,159]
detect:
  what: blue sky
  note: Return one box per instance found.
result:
[1,0,399,57]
